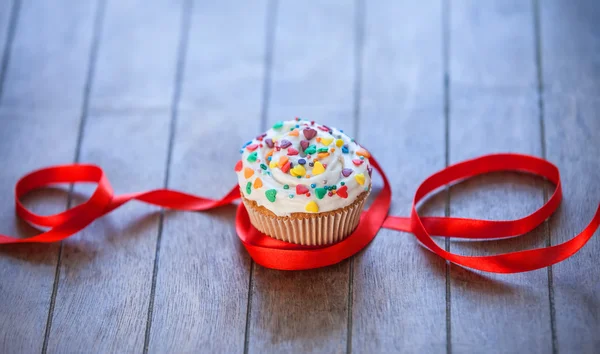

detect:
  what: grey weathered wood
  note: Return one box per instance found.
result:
[147,1,267,352]
[0,0,16,95]
[540,0,600,97]
[449,1,551,353]
[352,1,447,352]
[0,0,97,110]
[541,1,600,352]
[45,0,184,352]
[0,1,97,353]
[246,1,356,353]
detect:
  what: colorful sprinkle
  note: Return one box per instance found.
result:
[304,145,317,155]
[341,168,353,177]
[269,160,278,169]
[328,191,334,197]
[298,158,306,165]
[305,201,319,213]
[300,140,310,151]
[253,178,263,189]
[303,128,317,140]
[336,139,344,147]
[234,160,243,172]
[265,189,277,202]
[337,185,348,198]
[355,173,365,185]
[265,138,274,148]
[352,159,364,166]
[283,184,289,190]
[289,129,299,137]
[287,147,299,156]
[320,137,333,146]
[244,167,254,179]
[246,181,252,194]
[281,161,291,173]
[289,194,294,198]
[290,164,306,177]
[242,141,253,148]
[246,143,258,151]
[279,139,292,148]
[317,147,329,153]
[315,187,327,199]
[368,165,373,177]
[260,163,267,170]
[317,152,330,159]
[309,162,314,167]
[340,181,345,186]
[278,156,289,167]
[342,146,349,154]
[273,121,284,130]
[296,184,309,195]
[247,151,257,163]
[356,148,371,158]
[312,161,325,175]
[310,183,316,188]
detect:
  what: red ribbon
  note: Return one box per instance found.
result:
[1,153,598,273]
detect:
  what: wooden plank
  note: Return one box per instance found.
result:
[147,1,267,352]
[541,1,600,352]
[0,0,97,110]
[540,0,600,96]
[0,0,17,96]
[352,1,447,352]
[0,1,98,353]
[45,0,184,352]
[448,1,552,353]
[245,1,357,353]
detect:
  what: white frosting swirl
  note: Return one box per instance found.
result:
[235,119,372,216]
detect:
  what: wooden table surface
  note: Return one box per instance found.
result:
[0,0,598,353]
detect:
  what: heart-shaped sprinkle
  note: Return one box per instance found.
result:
[247,152,258,163]
[312,161,325,175]
[303,128,317,140]
[341,168,353,177]
[234,160,243,172]
[355,173,365,185]
[265,189,277,202]
[320,137,333,146]
[244,167,254,179]
[279,139,292,148]
[287,147,299,156]
[356,148,371,158]
[265,138,274,148]
[246,143,258,151]
[300,140,310,151]
[290,164,306,177]
[336,185,348,198]
[304,145,317,155]
[278,156,289,167]
[305,201,319,213]
[281,161,291,173]
[352,159,363,166]
[296,184,309,195]
[315,187,327,200]
[253,178,263,188]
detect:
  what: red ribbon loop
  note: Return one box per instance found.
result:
[1,153,599,273]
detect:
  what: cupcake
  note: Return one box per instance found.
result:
[234,118,372,246]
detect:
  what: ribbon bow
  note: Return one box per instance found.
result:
[2,153,598,273]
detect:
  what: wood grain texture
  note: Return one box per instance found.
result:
[449,1,551,353]
[0,1,97,353]
[352,1,447,352]
[246,1,356,353]
[45,0,184,352]
[89,0,183,113]
[540,0,600,96]
[147,1,267,352]
[0,0,97,110]
[541,1,600,352]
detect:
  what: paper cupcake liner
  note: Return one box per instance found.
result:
[242,190,369,246]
